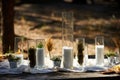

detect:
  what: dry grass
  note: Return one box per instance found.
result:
[0,3,120,56]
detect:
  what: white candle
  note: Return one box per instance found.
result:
[95,45,104,66]
[62,46,73,69]
[36,48,45,69]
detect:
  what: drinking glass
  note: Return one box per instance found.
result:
[14,37,24,53]
[76,38,88,68]
[107,56,116,66]
[14,37,24,66]
[95,36,104,66]
[115,50,120,64]
[14,37,28,53]
[27,39,36,68]
[62,11,74,69]
[35,39,45,69]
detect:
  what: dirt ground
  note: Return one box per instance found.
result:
[1,2,120,56]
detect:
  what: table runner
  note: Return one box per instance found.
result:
[0,59,109,74]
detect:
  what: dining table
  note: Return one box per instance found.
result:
[0,55,120,80]
[0,71,120,80]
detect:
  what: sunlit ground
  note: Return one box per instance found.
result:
[0,2,120,56]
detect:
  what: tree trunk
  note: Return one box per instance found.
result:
[2,0,15,53]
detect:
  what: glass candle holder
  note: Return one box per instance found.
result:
[76,38,88,67]
[76,38,85,66]
[14,37,24,53]
[14,37,24,65]
[27,39,36,68]
[108,56,116,66]
[62,11,74,69]
[35,39,45,69]
[115,50,120,64]
[95,36,104,66]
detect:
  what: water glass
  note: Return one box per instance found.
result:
[107,56,116,66]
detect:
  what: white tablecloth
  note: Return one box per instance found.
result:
[0,58,110,74]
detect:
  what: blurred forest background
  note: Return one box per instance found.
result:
[0,0,120,56]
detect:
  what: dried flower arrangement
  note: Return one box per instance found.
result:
[77,41,84,65]
[28,47,36,68]
[46,37,53,59]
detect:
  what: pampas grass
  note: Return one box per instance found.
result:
[46,37,53,59]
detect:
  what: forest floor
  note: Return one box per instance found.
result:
[0,2,120,56]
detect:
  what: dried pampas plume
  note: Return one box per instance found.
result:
[46,37,53,59]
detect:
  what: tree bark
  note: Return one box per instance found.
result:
[2,0,15,53]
